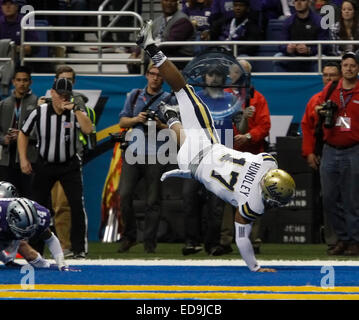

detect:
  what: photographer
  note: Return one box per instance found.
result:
[117,63,175,254]
[301,61,342,253]
[316,51,359,256]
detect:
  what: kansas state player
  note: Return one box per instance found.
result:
[137,20,296,272]
[0,182,73,271]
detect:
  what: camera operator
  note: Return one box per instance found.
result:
[116,63,176,254]
[315,51,359,256]
[301,61,342,253]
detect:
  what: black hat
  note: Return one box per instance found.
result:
[342,51,359,64]
[52,77,73,95]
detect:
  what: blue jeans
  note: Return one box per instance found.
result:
[320,143,359,243]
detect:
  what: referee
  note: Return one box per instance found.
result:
[18,78,93,259]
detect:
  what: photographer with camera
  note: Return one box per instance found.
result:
[301,62,342,252]
[117,63,175,254]
[315,51,359,256]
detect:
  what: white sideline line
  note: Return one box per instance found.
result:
[58,259,359,266]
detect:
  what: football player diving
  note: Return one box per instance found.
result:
[136,20,296,272]
[0,181,75,271]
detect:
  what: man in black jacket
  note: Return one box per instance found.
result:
[0,66,37,197]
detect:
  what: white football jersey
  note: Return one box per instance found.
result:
[194,144,277,221]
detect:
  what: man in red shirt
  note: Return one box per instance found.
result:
[227,60,271,154]
[301,62,341,251]
[301,62,342,169]
[316,51,359,256]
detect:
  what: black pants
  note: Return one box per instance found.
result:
[30,156,87,254]
[118,157,164,248]
[182,179,225,253]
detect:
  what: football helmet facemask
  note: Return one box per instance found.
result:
[260,169,295,208]
[6,198,39,239]
[0,181,18,198]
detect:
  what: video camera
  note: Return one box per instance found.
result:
[320,100,338,128]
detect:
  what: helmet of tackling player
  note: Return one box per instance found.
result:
[261,169,295,207]
[6,198,39,239]
[0,181,19,198]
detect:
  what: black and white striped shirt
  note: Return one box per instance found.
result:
[21,102,80,163]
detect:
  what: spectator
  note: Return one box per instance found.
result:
[64,0,88,43]
[262,0,294,27]
[301,61,342,251]
[229,60,271,154]
[182,0,213,55]
[117,63,175,254]
[273,0,329,72]
[128,0,195,72]
[18,77,93,259]
[210,0,262,40]
[37,65,96,255]
[0,66,37,198]
[316,51,359,256]
[329,0,359,56]
[218,0,263,57]
[222,60,271,254]
[0,0,38,57]
[181,62,238,256]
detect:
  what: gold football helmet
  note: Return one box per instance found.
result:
[260,169,295,207]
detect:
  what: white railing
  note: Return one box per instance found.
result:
[20,11,353,75]
[20,10,144,73]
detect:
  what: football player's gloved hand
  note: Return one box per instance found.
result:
[59,265,81,272]
[160,169,192,181]
[49,264,81,272]
[5,261,22,268]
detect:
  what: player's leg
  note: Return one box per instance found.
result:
[137,20,218,142]
[137,20,219,168]
[136,20,186,92]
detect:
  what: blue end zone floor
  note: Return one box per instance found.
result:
[0,264,358,300]
[0,265,358,287]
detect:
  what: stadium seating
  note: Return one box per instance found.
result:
[252,19,284,72]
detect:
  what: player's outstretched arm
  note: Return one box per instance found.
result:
[235,210,276,273]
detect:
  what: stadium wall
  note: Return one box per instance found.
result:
[30,74,323,241]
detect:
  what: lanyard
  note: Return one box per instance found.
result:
[339,89,353,110]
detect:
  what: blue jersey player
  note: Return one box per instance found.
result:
[0,183,73,271]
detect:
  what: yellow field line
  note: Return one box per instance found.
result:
[0,291,359,300]
[1,285,359,293]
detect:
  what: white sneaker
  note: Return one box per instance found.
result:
[136,20,156,49]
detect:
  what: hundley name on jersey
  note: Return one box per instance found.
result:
[239,161,261,198]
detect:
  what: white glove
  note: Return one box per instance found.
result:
[54,254,68,271]
[160,169,192,181]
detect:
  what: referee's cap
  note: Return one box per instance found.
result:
[52,77,73,95]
